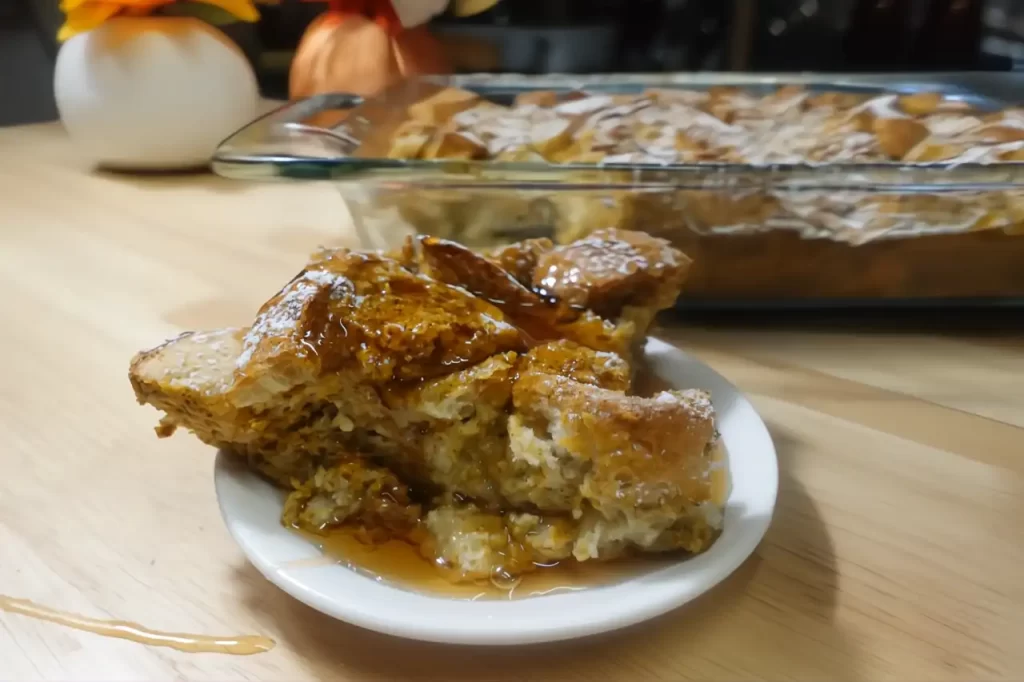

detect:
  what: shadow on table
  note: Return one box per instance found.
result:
[89,166,252,191]
[234,420,859,681]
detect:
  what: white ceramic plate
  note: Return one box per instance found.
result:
[215,337,778,645]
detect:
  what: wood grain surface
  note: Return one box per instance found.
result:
[1,123,1022,681]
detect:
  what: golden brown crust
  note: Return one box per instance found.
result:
[512,373,716,508]
[532,228,692,318]
[517,340,630,392]
[129,328,250,442]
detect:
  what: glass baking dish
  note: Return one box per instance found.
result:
[213,73,1024,305]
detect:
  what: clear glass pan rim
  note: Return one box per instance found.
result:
[212,71,1024,189]
[213,155,1024,191]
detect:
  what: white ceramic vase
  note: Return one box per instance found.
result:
[54,16,258,170]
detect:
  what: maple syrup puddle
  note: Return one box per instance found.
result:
[0,596,275,655]
[288,529,681,600]
[286,443,731,601]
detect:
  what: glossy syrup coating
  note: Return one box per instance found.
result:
[417,236,567,320]
[411,234,649,357]
[485,237,555,287]
[532,228,692,318]
[516,339,631,392]
[233,249,527,399]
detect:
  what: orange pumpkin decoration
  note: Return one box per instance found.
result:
[289,0,449,100]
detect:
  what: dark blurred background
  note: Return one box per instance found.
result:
[5,0,1024,125]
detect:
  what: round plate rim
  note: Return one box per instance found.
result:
[214,337,778,645]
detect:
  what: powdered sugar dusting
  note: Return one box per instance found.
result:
[653,388,713,421]
[440,88,1016,166]
[678,388,713,421]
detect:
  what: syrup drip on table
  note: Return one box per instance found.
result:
[0,596,275,655]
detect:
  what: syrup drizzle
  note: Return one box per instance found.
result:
[0,596,275,655]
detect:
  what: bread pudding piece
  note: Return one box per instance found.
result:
[129,327,337,486]
[130,229,721,583]
[510,374,720,561]
[419,340,720,581]
[282,458,422,544]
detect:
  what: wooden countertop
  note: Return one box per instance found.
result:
[1,123,1022,681]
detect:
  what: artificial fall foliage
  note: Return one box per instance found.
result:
[58,0,258,40]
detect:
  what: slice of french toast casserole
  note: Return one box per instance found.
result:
[130,229,722,582]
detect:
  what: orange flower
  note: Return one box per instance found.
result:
[58,0,259,41]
